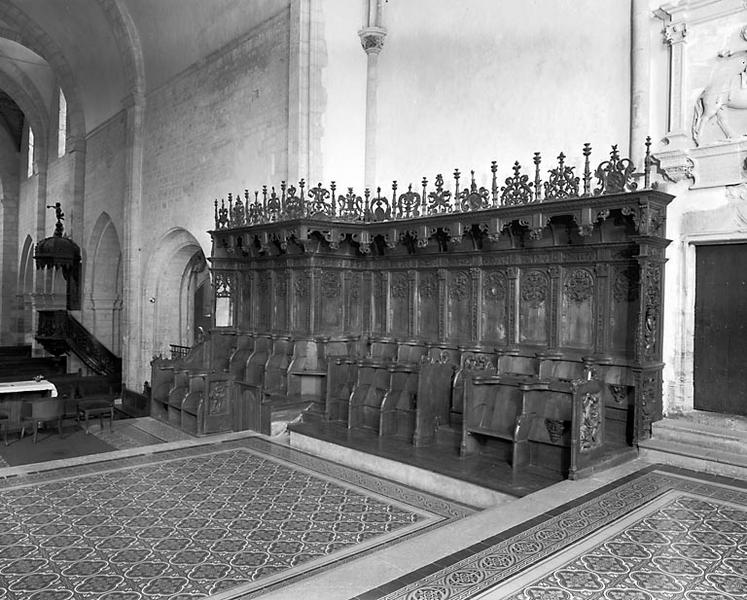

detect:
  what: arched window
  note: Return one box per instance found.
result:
[27,127,34,178]
[57,90,67,157]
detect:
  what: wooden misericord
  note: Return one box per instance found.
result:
[153,144,672,480]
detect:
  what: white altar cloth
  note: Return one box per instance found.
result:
[0,380,58,397]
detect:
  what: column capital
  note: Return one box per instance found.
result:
[654,4,687,45]
[359,26,387,55]
[663,21,687,45]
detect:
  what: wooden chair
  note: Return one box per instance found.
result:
[20,398,63,443]
[77,398,114,434]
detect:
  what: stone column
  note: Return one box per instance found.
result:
[0,194,18,344]
[630,0,651,167]
[122,92,146,389]
[655,5,689,148]
[359,0,387,191]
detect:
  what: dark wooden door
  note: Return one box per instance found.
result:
[694,243,747,416]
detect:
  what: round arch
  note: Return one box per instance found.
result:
[143,228,209,361]
[17,234,34,344]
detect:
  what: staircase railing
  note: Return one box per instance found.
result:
[36,310,121,376]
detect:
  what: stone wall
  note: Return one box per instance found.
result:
[370,0,632,189]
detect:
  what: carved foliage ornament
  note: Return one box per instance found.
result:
[580,391,603,452]
[564,268,594,303]
[448,271,470,301]
[294,275,309,298]
[483,271,507,303]
[463,353,494,371]
[257,271,271,294]
[391,272,409,299]
[594,145,637,195]
[613,267,639,303]
[642,263,662,361]
[208,382,227,414]
[320,271,342,298]
[349,273,361,301]
[500,161,534,206]
[544,152,580,200]
[276,274,288,297]
[419,272,438,299]
[521,270,549,308]
[214,272,233,298]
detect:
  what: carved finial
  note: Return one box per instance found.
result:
[582,143,592,197]
[491,160,498,206]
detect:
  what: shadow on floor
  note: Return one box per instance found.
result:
[0,424,117,466]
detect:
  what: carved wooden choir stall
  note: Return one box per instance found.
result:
[151,142,671,480]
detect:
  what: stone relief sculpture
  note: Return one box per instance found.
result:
[692,50,747,146]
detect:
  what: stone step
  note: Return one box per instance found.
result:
[639,437,747,480]
[664,410,747,434]
[651,418,747,456]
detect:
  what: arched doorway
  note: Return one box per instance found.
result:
[88,213,123,353]
[17,235,35,345]
[144,229,210,359]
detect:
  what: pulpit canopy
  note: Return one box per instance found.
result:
[33,202,80,279]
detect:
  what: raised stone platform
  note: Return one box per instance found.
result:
[639,410,747,479]
[288,420,565,507]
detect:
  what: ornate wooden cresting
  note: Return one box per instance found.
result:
[153,141,671,476]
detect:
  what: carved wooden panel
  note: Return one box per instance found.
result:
[318,269,343,331]
[609,265,638,355]
[560,267,595,349]
[389,270,410,337]
[256,270,271,330]
[238,271,253,331]
[417,270,439,340]
[519,268,549,345]
[481,269,508,345]
[447,270,471,341]
[274,270,288,332]
[345,270,364,333]
[293,270,310,332]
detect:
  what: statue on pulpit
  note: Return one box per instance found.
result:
[692,50,747,146]
[46,202,65,236]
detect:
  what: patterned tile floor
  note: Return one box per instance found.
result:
[0,437,473,600]
[368,466,747,600]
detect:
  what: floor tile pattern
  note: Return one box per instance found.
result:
[89,420,168,450]
[379,468,747,600]
[0,439,472,599]
[505,492,747,600]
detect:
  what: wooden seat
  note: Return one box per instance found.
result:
[21,398,63,443]
[77,398,114,434]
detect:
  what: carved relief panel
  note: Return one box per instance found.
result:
[609,265,638,355]
[654,1,747,188]
[389,270,410,338]
[519,268,549,345]
[318,269,343,331]
[560,267,595,349]
[481,269,508,345]
[447,270,472,342]
[256,270,271,330]
[274,270,289,331]
[417,270,439,340]
[345,270,365,333]
[293,269,311,332]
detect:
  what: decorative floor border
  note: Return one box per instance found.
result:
[0,436,477,599]
[362,465,747,600]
